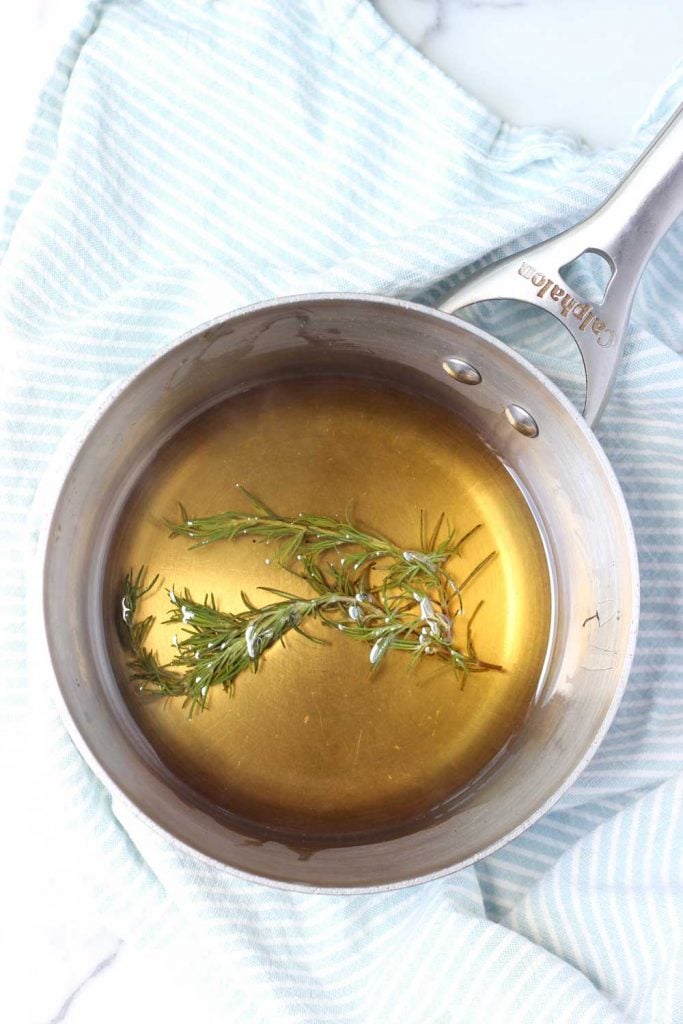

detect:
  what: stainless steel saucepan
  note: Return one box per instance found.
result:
[39,106,683,891]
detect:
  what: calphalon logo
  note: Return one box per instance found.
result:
[518,262,615,348]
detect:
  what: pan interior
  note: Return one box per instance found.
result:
[104,375,553,844]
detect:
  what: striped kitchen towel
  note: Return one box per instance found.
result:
[1,1,682,1021]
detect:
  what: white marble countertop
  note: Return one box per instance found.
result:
[2,2,682,1022]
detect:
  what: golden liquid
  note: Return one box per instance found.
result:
[107,378,551,840]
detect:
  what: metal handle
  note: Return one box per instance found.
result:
[439,104,683,426]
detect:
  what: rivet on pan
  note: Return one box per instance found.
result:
[505,404,539,438]
[442,358,482,385]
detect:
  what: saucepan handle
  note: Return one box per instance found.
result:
[438,104,683,427]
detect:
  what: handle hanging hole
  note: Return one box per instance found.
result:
[558,249,615,306]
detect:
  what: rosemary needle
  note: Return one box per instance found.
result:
[119,492,502,715]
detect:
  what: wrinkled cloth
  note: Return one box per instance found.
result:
[1,2,682,1021]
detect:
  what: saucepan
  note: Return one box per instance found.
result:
[38,106,682,891]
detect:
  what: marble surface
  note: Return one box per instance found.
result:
[1,1,681,1022]
[376,0,683,145]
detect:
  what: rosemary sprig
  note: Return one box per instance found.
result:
[120,572,348,715]
[169,486,475,577]
[119,567,187,698]
[119,494,502,715]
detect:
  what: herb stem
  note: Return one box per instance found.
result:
[120,493,502,714]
